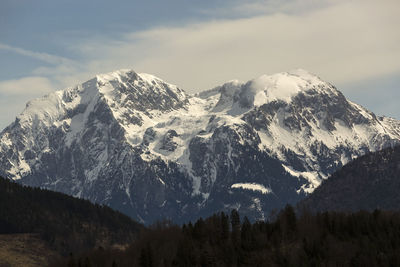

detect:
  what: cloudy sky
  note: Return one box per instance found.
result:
[1,0,399,130]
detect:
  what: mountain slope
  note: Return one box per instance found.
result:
[300,145,400,211]
[0,69,399,223]
[0,176,143,255]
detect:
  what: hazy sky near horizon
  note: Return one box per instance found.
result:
[1,0,399,130]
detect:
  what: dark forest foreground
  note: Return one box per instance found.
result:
[52,206,400,267]
[0,177,143,266]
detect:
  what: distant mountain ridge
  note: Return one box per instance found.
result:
[0,69,399,223]
[300,145,400,212]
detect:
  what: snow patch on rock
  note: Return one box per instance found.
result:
[231,183,272,194]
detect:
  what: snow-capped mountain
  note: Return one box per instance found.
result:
[1,69,399,223]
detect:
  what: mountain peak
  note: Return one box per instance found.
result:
[226,69,337,112]
[96,69,175,89]
[14,69,189,127]
[249,69,331,104]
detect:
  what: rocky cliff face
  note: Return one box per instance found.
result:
[1,69,399,223]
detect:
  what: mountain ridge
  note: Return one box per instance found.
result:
[0,68,399,223]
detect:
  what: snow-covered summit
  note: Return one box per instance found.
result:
[0,68,399,223]
[251,69,330,102]
[236,69,336,108]
[12,69,188,130]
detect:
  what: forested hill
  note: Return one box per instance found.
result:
[0,176,143,255]
[300,145,400,212]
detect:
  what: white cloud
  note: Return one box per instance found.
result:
[72,0,400,92]
[4,0,398,94]
[0,76,54,96]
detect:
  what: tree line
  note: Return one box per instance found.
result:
[53,206,400,266]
